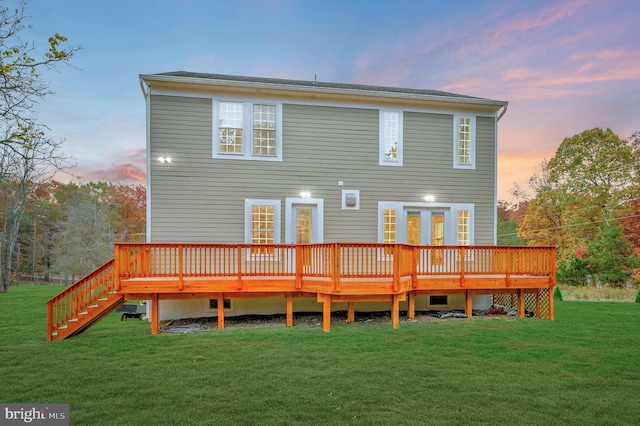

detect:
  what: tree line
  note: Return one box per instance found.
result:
[498,128,640,288]
[1,180,145,287]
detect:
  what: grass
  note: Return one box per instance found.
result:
[558,284,638,302]
[2,285,640,425]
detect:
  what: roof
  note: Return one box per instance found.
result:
[140,71,508,109]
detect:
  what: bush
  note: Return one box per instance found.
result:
[557,255,590,286]
[636,288,640,304]
[554,286,563,301]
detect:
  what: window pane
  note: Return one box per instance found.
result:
[251,205,274,254]
[219,102,244,153]
[383,112,399,161]
[383,208,396,243]
[458,117,471,164]
[253,104,277,156]
[457,210,470,245]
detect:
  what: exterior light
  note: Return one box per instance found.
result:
[424,195,435,202]
[300,191,311,198]
[158,157,172,163]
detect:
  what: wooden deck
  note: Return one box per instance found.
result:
[47,243,556,340]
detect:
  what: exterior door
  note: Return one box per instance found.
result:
[286,199,323,245]
[287,198,324,270]
[405,209,447,270]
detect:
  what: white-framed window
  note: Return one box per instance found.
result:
[383,207,397,244]
[379,110,403,166]
[453,114,476,169]
[457,209,470,245]
[214,100,282,161]
[244,199,281,255]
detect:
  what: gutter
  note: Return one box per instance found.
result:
[139,73,509,109]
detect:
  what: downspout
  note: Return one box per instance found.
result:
[494,103,508,245]
[139,77,152,321]
[139,77,151,244]
[497,104,508,122]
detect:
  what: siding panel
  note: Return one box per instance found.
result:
[149,96,497,244]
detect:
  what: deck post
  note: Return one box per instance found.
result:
[114,244,121,291]
[407,292,415,320]
[46,300,54,341]
[391,294,400,328]
[517,288,525,318]
[347,302,355,323]
[217,293,225,330]
[465,290,473,318]
[286,293,293,327]
[535,290,541,318]
[322,295,331,332]
[549,287,555,321]
[333,244,340,293]
[178,244,184,290]
[151,294,159,335]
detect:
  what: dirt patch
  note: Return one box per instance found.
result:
[159,310,508,333]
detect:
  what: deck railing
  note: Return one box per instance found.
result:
[114,243,555,288]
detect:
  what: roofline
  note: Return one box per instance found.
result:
[139,72,508,109]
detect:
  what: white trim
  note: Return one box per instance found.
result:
[379,109,403,166]
[453,114,476,169]
[285,198,324,244]
[213,100,283,162]
[341,189,360,210]
[378,201,474,246]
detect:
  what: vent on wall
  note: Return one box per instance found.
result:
[342,189,360,210]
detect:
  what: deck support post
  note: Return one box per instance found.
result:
[322,295,331,332]
[217,293,225,330]
[465,290,473,318]
[286,293,293,327]
[347,302,355,323]
[391,294,400,328]
[407,292,415,320]
[517,288,525,318]
[535,290,541,318]
[549,287,555,321]
[151,294,159,335]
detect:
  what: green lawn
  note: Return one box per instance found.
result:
[1,286,639,425]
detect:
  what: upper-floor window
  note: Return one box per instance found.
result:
[219,102,244,154]
[214,100,282,161]
[379,110,403,166]
[453,114,476,169]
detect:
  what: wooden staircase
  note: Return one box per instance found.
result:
[47,259,125,341]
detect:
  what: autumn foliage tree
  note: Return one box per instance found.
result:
[0,1,78,292]
[518,128,640,287]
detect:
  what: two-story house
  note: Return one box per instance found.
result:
[139,71,508,320]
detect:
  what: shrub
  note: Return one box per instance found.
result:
[636,288,640,304]
[557,255,590,286]
[554,286,563,301]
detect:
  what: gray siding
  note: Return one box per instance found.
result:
[149,96,496,244]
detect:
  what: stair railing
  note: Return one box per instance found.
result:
[46,259,115,340]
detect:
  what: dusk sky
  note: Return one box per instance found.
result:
[23,0,640,201]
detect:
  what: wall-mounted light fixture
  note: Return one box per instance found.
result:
[158,156,172,163]
[424,195,436,202]
[300,191,311,198]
